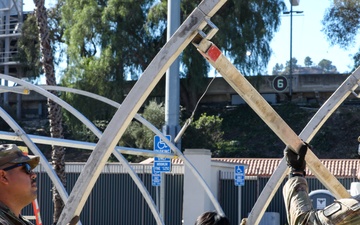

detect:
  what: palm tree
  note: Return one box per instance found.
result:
[33,0,66,223]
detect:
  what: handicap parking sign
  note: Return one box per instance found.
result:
[154,135,171,152]
[153,135,172,173]
[234,165,245,186]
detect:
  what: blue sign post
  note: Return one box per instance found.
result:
[234,165,245,186]
[152,135,172,186]
[152,167,161,186]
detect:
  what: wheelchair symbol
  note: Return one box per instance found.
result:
[157,139,168,150]
[236,166,244,174]
[154,135,171,151]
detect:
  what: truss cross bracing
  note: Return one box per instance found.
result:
[0,0,360,225]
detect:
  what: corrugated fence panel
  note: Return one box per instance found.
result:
[164,174,184,225]
[240,179,258,221]
[77,171,158,225]
[22,163,182,225]
[219,172,259,225]
[258,177,287,224]
[219,172,356,225]
[21,164,355,225]
[219,178,238,224]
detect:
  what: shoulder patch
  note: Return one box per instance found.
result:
[323,202,342,217]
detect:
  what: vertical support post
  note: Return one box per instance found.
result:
[289,3,293,97]
[160,173,166,219]
[238,186,242,224]
[4,5,10,105]
[183,149,212,225]
[17,94,22,119]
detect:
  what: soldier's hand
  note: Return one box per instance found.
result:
[240,218,247,225]
[67,215,80,225]
[284,142,308,172]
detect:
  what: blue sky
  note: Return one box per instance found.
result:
[268,0,359,74]
[23,0,358,75]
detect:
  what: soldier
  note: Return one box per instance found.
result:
[284,142,360,225]
[0,144,40,225]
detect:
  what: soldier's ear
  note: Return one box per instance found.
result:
[0,170,9,184]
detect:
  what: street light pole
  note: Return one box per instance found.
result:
[284,3,303,99]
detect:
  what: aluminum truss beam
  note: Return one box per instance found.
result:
[57,1,227,224]
[193,35,360,224]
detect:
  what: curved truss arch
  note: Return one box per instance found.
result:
[0,73,164,224]
[41,85,224,216]
[0,74,224,224]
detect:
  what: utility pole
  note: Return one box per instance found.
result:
[163,0,181,148]
[160,0,181,221]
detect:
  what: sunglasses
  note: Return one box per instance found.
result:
[2,163,32,174]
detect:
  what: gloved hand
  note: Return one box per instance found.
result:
[284,142,309,176]
[67,215,80,225]
[240,218,247,225]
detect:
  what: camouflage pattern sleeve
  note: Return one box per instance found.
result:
[283,176,360,225]
[283,177,319,225]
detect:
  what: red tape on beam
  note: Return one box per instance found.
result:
[207,45,221,62]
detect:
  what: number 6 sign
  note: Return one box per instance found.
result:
[273,75,288,92]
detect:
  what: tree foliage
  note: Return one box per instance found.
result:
[119,100,165,162]
[17,0,293,156]
[304,56,313,67]
[33,0,66,222]
[182,113,224,153]
[322,0,360,48]
[272,63,284,75]
[16,14,42,81]
[322,0,360,69]
[148,0,285,110]
[17,1,65,82]
[61,0,162,121]
[148,0,285,76]
[58,0,287,118]
[318,59,337,73]
[272,57,339,75]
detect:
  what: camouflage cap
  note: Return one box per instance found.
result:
[0,144,40,169]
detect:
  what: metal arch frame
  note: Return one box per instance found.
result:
[0,107,68,198]
[2,0,231,219]
[57,1,228,224]
[4,65,360,225]
[0,74,225,223]
[8,0,355,223]
[0,73,166,224]
[58,1,360,223]
[40,85,225,217]
[193,35,360,224]
[246,66,360,225]
[0,130,174,158]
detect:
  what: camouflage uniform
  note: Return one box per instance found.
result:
[283,176,360,225]
[0,202,34,225]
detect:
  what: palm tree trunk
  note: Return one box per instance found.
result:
[33,0,66,223]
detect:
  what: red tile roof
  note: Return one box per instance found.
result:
[214,158,360,178]
[165,158,359,178]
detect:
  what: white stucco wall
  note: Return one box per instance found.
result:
[182,149,246,225]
